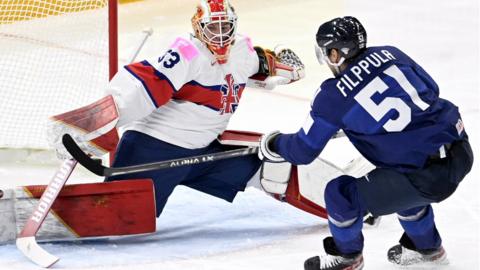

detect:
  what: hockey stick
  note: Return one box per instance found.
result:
[62,134,258,177]
[127,28,153,63]
[16,159,77,268]
[64,130,345,177]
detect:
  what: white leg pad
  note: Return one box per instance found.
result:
[296,158,346,208]
[0,189,16,244]
[343,156,376,178]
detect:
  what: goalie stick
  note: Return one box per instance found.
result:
[63,130,346,177]
[127,28,153,64]
[16,159,77,268]
[62,134,259,177]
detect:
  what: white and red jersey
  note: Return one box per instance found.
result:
[106,34,259,149]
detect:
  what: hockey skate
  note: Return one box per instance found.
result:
[387,244,448,266]
[304,237,364,270]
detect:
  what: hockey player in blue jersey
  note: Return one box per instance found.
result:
[259,16,474,270]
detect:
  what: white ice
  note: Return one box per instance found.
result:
[0,0,478,269]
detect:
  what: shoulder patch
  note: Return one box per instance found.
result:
[170,37,199,61]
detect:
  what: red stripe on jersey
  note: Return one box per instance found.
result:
[173,80,245,113]
[125,62,175,107]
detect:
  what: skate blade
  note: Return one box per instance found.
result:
[393,257,449,269]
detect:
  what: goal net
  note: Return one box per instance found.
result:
[0,0,117,154]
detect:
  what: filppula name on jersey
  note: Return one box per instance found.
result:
[170,156,214,167]
[336,49,396,97]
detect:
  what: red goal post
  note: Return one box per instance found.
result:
[0,0,118,155]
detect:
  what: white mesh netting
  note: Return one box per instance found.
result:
[0,0,113,150]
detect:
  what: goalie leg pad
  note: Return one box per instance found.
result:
[218,130,262,147]
[260,160,334,219]
[0,189,16,243]
[219,130,340,219]
[268,157,354,219]
[0,179,156,244]
[282,166,328,219]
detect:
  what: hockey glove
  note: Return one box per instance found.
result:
[260,161,292,196]
[274,45,305,83]
[248,46,305,89]
[258,131,285,162]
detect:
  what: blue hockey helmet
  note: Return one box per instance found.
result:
[315,16,367,67]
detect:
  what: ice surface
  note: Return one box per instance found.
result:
[0,0,478,269]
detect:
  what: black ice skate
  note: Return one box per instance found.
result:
[304,237,364,270]
[387,244,448,266]
[387,234,448,266]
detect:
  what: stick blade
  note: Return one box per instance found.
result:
[16,237,59,268]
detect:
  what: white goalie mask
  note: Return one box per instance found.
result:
[192,0,238,64]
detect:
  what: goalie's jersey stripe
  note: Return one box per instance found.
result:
[173,81,246,111]
[125,61,176,108]
[126,61,247,112]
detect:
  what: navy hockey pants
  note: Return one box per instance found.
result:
[105,131,262,217]
[324,137,473,255]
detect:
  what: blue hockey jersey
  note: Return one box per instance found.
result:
[275,46,466,171]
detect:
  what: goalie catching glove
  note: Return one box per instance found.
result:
[47,95,119,160]
[272,45,305,82]
[248,46,305,89]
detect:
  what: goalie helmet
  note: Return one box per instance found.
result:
[192,0,237,64]
[315,16,367,67]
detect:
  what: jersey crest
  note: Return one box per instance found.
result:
[220,74,240,114]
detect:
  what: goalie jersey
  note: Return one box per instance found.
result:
[106,34,259,149]
[275,46,466,172]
